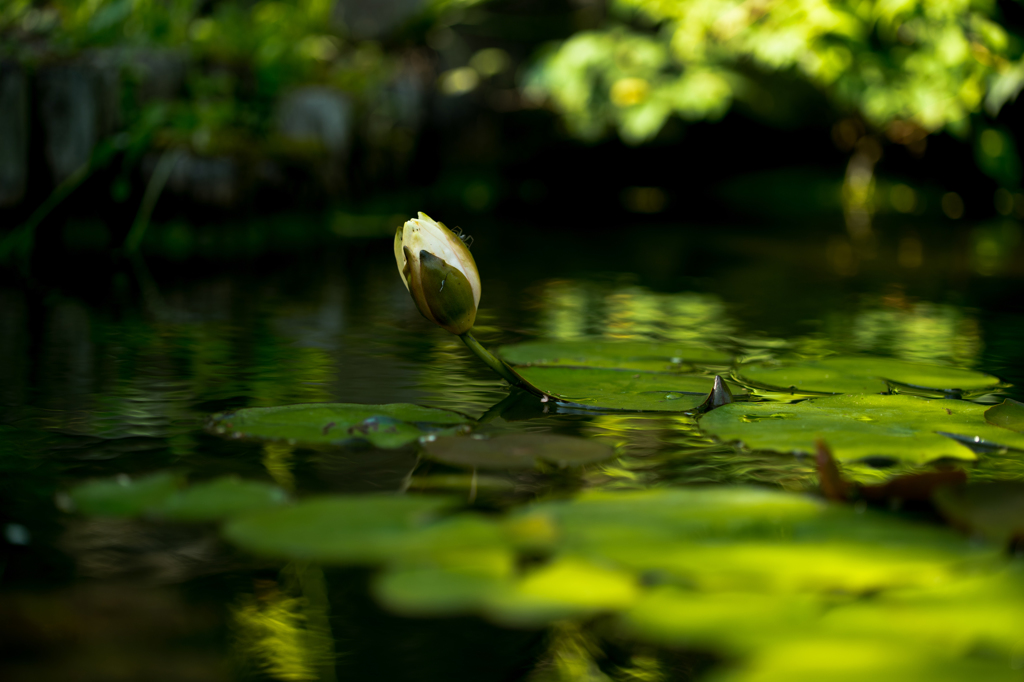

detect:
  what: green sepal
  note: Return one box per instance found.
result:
[419,250,477,334]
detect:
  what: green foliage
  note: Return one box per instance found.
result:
[207,402,473,448]
[986,398,1024,432]
[515,366,733,411]
[528,0,1024,144]
[67,472,288,519]
[699,394,1024,463]
[738,355,1001,395]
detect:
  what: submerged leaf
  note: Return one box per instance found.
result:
[933,482,1024,544]
[700,394,1024,463]
[208,403,471,448]
[515,366,743,412]
[739,356,1001,395]
[498,340,731,371]
[421,433,616,470]
[985,398,1024,432]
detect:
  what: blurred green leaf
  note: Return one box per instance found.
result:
[151,476,288,522]
[68,471,184,517]
[222,495,476,563]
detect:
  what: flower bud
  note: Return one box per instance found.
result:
[394,212,481,335]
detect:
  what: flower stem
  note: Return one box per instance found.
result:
[459,331,551,399]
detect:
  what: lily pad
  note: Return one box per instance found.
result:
[738,356,1001,395]
[375,555,639,627]
[699,394,1024,463]
[620,588,820,653]
[68,471,184,517]
[208,403,472,448]
[222,495,486,564]
[515,367,742,412]
[373,543,515,616]
[706,636,1019,682]
[421,433,616,470]
[512,487,999,593]
[498,340,731,372]
[151,476,288,522]
[985,399,1024,432]
[822,568,1024,657]
[67,473,289,521]
[481,556,640,627]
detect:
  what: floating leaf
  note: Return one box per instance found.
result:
[515,367,743,412]
[620,588,821,653]
[421,433,616,470]
[374,562,512,617]
[482,556,640,627]
[933,482,1024,544]
[375,554,639,626]
[985,399,1024,432]
[498,340,731,371]
[707,636,1019,682]
[700,394,1024,463]
[513,487,999,593]
[151,476,288,522]
[67,471,184,517]
[208,403,472,448]
[738,356,1001,395]
[822,568,1024,658]
[222,496,490,564]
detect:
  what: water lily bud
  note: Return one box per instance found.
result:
[394,212,481,335]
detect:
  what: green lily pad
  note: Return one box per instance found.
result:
[512,487,999,593]
[706,636,1019,682]
[208,403,472,448]
[481,556,640,627]
[151,476,288,522]
[66,473,289,521]
[699,394,1024,463]
[515,367,742,412]
[498,340,732,372]
[933,482,1024,544]
[373,544,515,616]
[421,433,616,470]
[620,588,821,653]
[821,568,1024,657]
[738,356,1001,395]
[985,399,1024,432]
[222,495,484,564]
[375,555,639,627]
[67,471,184,517]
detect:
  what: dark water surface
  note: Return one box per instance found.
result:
[2,220,1024,681]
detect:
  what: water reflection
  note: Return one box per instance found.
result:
[533,281,734,344]
[232,564,335,682]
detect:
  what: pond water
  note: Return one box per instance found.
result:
[2,219,1024,681]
